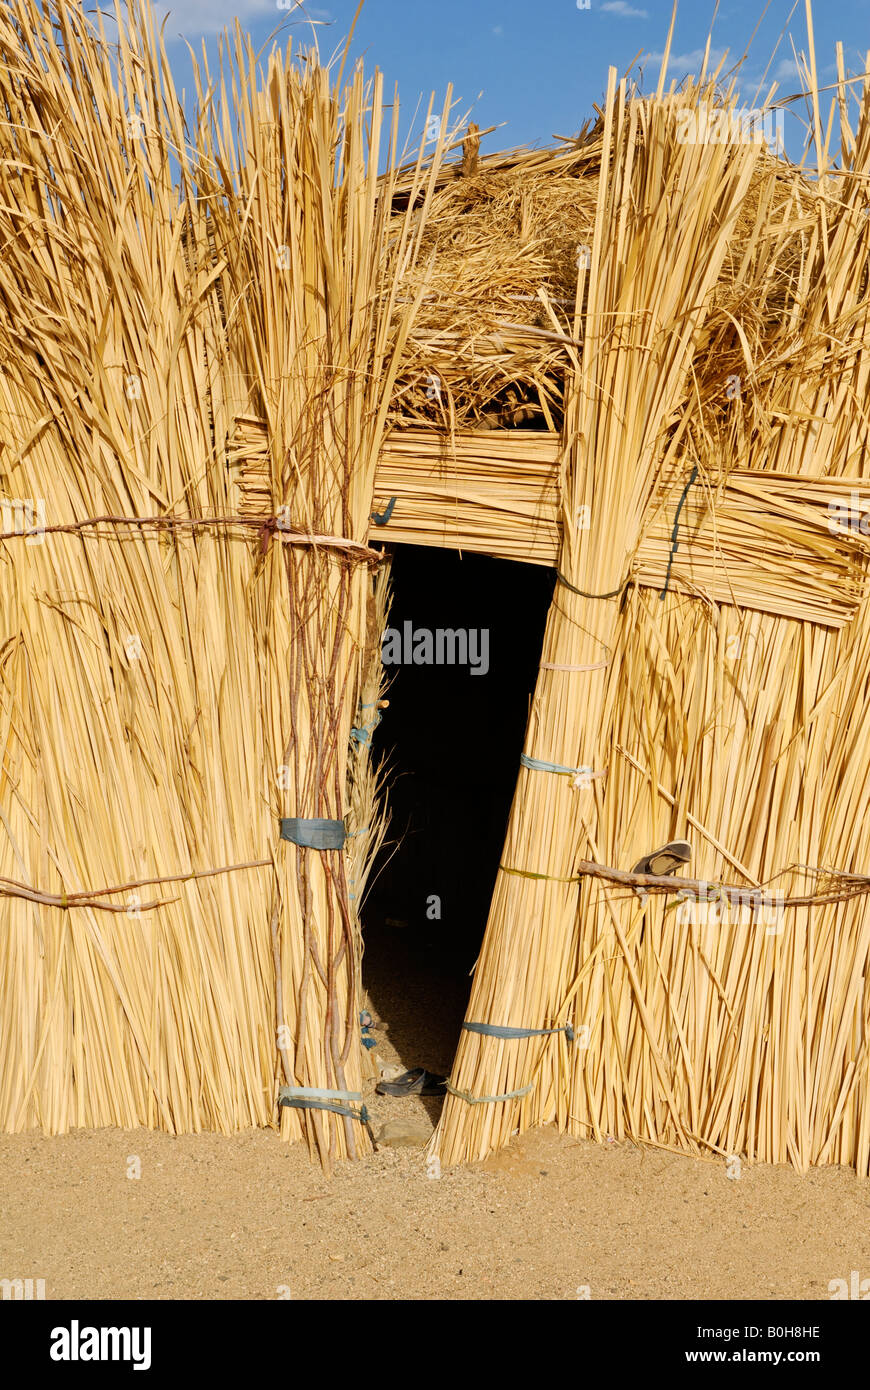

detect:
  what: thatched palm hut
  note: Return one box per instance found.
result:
[3,0,870,1173]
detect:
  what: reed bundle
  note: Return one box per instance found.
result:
[435,66,837,1166]
[435,39,870,1172]
[0,0,446,1165]
[636,471,869,625]
[371,432,870,625]
[372,428,560,564]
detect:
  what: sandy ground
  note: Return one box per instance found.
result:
[2,1120,870,1301]
[4,952,870,1302]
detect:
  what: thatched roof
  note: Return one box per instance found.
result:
[390,123,818,431]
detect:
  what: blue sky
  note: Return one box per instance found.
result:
[143,0,870,161]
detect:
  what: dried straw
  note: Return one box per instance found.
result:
[436,31,870,1172]
[0,0,446,1165]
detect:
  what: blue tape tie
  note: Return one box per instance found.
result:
[280,818,346,850]
[370,496,397,526]
[351,701,382,747]
[659,465,699,600]
[278,1085,369,1126]
[350,717,381,746]
[521,754,594,780]
[463,1021,576,1043]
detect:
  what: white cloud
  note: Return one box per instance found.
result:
[602,1,649,17]
[772,58,801,83]
[643,46,727,73]
[153,0,331,36]
[492,25,504,35]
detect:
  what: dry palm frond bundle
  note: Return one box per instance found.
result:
[634,469,870,625]
[189,25,452,1164]
[0,0,446,1166]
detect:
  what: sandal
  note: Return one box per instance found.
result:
[376,1067,447,1097]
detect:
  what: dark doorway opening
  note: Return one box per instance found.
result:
[362,544,554,1083]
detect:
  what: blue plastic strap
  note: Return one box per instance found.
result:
[370,496,397,526]
[350,717,380,746]
[463,1021,576,1043]
[280,817,346,850]
[360,1011,377,1049]
[351,701,382,747]
[278,1085,369,1126]
[521,753,595,780]
[280,1098,371,1125]
[659,465,699,600]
